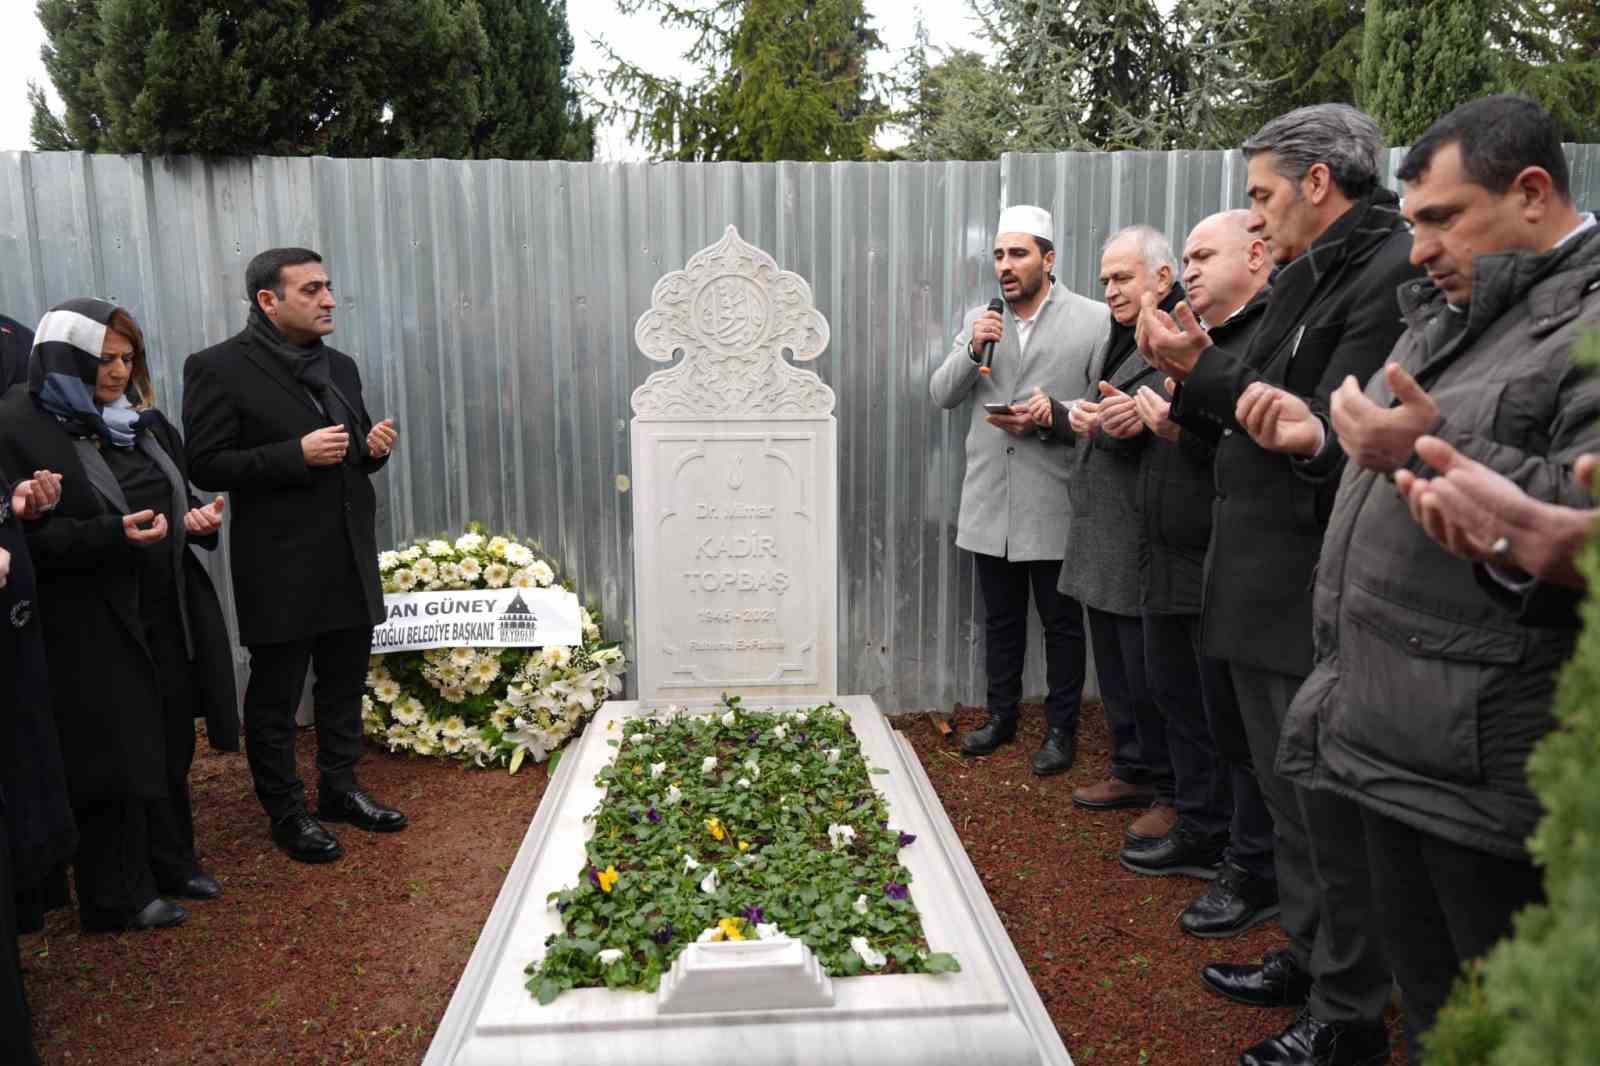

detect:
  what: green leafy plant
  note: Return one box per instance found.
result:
[524,696,958,1004]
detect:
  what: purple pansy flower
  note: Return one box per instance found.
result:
[884,882,908,901]
[652,922,674,945]
[646,807,662,824]
[742,904,766,924]
[897,831,917,848]
[587,866,601,889]
[747,729,761,744]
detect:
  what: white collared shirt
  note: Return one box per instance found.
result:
[1012,281,1054,358]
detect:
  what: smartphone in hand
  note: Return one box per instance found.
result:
[982,402,1014,416]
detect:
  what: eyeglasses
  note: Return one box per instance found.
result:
[97,353,136,368]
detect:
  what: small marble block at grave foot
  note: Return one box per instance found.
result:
[421,228,1073,1066]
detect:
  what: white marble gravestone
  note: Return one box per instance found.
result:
[422,229,1072,1066]
[629,226,837,704]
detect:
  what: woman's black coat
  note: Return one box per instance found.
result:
[0,387,239,803]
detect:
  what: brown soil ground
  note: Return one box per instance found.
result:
[21,703,1406,1065]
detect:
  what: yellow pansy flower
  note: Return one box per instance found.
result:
[738,840,750,852]
[716,917,745,941]
[597,865,619,893]
[705,817,726,842]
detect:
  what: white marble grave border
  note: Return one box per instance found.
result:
[424,696,1072,1066]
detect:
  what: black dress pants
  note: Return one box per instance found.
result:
[1142,611,1231,838]
[144,608,198,886]
[972,553,1087,735]
[0,808,42,1066]
[1361,808,1543,1065]
[243,626,372,822]
[1086,606,1172,798]
[73,794,157,919]
[1231,663,1390,1025]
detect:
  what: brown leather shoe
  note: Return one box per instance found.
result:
[1125,801,1178,844]
[1071,777,1156,810]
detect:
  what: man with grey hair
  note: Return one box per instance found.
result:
[1141,103,1420,1066]
[931,205,1108,775]
[1028,224,1179,839]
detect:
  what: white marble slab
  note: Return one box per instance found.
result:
[423,696,1073,1066]
[628,226,838,706]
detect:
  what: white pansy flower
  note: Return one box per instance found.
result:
[596,948,624,965]
[664,784,683,805]
[701,756,718,774]
[736,777,751,789]
[426,539,453,557]
[391,568,416,591]
[827,823,857,850]
[484,563,511,588]
[455,532,485,553]
[372,678,402,703]
[650,762,666,779]
[793,711,808,724]
[683,853,700,872]
[826,748,841,765]
[755,923,784,941]
[696,927,719,943]
[699,868,719,894]
[773,723,787,740]
[853,894,869,915]
[720,710,737,727]
[743,758,760,779]
[378,550,401,571]
[530,560,555,587]
[850,937,887,969]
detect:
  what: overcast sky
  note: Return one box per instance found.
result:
[0,2,990,157]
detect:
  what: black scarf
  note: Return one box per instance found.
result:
[246,305,360,464]
[1103,281,1186,382]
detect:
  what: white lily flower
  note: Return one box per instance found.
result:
[850,937,887,968]
[596,948,624,965]
[853,894,868,915]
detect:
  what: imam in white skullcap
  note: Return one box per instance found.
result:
[996,204,1054,242]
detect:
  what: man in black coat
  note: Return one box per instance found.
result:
[1142,104,1421,1066]
[183,247,406,864]
[1122,211,1279,938]
[0,315,31,396]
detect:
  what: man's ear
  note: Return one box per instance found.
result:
[254,289,277,318]
[1511,165,1560,222]
[1303,162,1333,206]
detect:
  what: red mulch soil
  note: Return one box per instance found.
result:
[22,703,1407,1065]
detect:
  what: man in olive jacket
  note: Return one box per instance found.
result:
[184,247,407,865]
[930,205,1109,775]
[1274,95,1600,1060]
[1142,104,1420,1066]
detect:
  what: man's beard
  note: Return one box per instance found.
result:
[1004,271,1042,305]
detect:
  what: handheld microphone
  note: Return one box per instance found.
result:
[978,297,1005,375]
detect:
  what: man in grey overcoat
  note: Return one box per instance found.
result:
[930,205,1109,775]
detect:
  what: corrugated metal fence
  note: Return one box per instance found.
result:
[3,146,1598,711]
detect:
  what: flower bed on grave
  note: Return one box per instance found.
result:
[361,530,626,770]
[523,697,959,1004]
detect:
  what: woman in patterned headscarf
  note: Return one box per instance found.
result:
[0,298,238,933]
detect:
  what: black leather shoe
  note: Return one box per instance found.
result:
[317,789,409,832]
[157,870,223,901]
[82,897,188,933]
[1030,729,1076,775]
[1238,1009,1389,1066]
[1182,861,1280,938]
[1202,948,1312,1008]
[1120,820,1226,879]
[959,715,1017,757]
[271,813,344,863]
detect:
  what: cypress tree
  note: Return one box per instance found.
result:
[469,0,595,160]
[1358,0,1503,144]
[29,0,491,158]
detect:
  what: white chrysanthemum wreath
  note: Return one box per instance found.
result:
[362,527,627,772]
